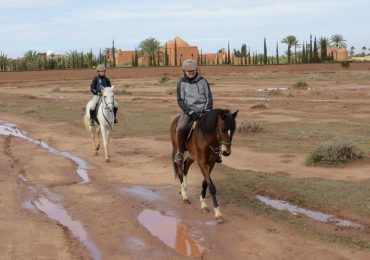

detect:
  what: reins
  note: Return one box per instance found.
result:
[100,95,114,130]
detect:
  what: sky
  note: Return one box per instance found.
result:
[1,0,369,58]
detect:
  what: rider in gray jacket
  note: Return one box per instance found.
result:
[175,59,221,163]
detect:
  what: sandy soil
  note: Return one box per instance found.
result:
[1,64,370,259]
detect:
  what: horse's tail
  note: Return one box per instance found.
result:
[172,150,179,180]
[83,114,90,131]
[170,116,181,180]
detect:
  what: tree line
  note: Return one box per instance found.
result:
[1,34,368,71]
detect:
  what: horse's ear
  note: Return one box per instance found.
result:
[232,110,239,119]
[111,85,115,90]
[101,86,105,92]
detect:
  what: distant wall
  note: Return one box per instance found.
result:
[1,63,370,83]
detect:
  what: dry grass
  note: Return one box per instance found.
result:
[305,142,363,166]
[250,103,268,110]
[237,121,265,133]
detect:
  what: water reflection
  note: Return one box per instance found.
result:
[34,197,101,260]
[138,209,204,257]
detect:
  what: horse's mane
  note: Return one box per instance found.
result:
[197,109,235,134]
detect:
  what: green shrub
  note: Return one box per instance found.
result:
[159,74,170,84]
[250,103,267,110]
[237,121,264,133]
[305,143,363,166]
[293,81,308,88]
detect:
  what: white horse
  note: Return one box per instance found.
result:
[84,86,115,162]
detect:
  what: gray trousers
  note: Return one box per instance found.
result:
[176,113,191,134]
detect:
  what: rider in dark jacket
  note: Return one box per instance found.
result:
[89,64,118,126]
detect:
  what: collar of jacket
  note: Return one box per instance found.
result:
[183,73,201,84]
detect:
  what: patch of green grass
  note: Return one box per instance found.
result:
[305,142,364,166]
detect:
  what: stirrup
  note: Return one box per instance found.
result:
[174,152,184,163]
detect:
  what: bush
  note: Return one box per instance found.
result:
[250,103,267,110]
[268,89,281,96]
[293,81,308,88]
[341,60,350,68]
[305,142,363,166]
[159,74,170,84]
[237,121,264,133]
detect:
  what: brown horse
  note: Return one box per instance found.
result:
[170,109,238,223]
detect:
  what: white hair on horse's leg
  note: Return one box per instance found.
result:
[200,196,208,209]
[181,182,188,201]
[183,175,187,189]
[214,207,222,218]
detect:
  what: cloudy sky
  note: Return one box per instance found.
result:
[1,0,369,57]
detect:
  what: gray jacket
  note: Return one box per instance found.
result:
[176,75,213,115]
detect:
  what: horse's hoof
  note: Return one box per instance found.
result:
[215,216,224,224]
[201,207,210,213]
[94,152,99,156]
[183,199,191,204]
[105,158,110,163]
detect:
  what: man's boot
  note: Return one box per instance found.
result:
[174,131,186,163]
[89,109,95,126]
[113,107,118,124]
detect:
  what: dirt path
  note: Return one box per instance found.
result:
[1,114,370,259]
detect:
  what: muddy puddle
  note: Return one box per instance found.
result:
[257,195,363,229]
[1,122,99,258]
[34,196,100,260]
[120,185,164,202]
[0,122,90,183]
[138,209,204,257]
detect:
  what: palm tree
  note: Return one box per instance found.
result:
[362,46,367,57]
[281,35,298,64]
[139,37,161,66]
[330,34,347,48]
[349,46,355,57]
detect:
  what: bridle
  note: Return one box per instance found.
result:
[100,93,115,130]
[209,118,232,154]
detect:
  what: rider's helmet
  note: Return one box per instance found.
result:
[97,64,106,72]
[182,59,198,71]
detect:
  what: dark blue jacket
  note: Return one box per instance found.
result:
[90,75,111,95]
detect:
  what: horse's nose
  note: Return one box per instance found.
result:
[221,144,231,156]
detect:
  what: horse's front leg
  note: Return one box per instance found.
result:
[101,128,110,162]
[176,159,190,204]
[200,179,210,213]
[198,160,223,223]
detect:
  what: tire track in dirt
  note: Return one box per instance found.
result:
[1,134,96,259]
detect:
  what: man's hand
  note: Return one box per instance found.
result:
[190,111,199,121]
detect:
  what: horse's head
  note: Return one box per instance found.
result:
[101,85,115,112]
[217,110,238,156]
